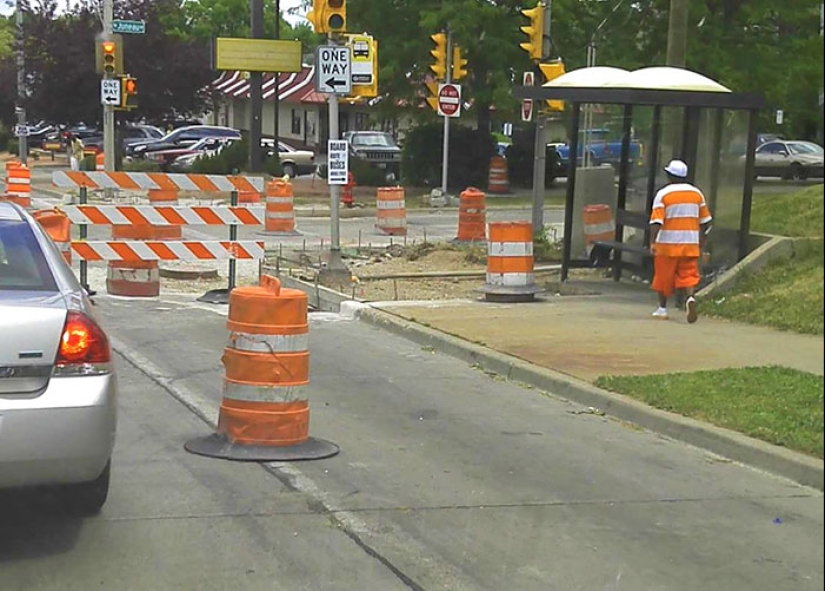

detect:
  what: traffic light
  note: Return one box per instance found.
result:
[307,0,346,34]
[519,4,545,60]
[120,75,138,109]
[424,81,439,111]
[539,60,565,111]
[452,45,468,80]
[430,33,447,80]
[96,36,123,75]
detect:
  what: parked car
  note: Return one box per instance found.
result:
[262,139,317,178]
[81,124,165,154]
[125,125,241,158]
[752,140,824,180]
[555,128,643,169]
[22,121,59,149]
[0,202,117,514]
[342,130,402,182]
[149,136,236,171]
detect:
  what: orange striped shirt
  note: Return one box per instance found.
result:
[649,183,712,258]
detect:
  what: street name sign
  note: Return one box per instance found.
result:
[315,46,352,94]
[521,71,534,122]
[112,19,145,34]
[327,140,349,185]
[437,83,461,118]
[101,78,121,106]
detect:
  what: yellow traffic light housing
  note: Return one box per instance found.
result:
[424,81,439,111]
[519,5,545,60]
[96,37,123,76]
[539,60,565,111]
[452,45,468,80]
[307,0,346,34]
[430,33,447,80]
[120,75,138,109]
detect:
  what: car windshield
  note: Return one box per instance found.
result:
[352,133,396,147]
[0,219,57,291]
[787,142,823,155]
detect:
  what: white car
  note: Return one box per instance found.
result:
[1,202,117,514]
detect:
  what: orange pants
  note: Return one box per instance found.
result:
[651,256,700,298]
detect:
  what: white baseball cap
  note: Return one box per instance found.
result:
[664,159,688,178]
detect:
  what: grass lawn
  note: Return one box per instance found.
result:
[596,367,824,458]
[749,184,824,238]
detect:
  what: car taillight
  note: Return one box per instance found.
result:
[54,311,112,376]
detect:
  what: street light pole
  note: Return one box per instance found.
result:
[16,0,27,164]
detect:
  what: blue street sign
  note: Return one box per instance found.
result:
[112,19,146,34]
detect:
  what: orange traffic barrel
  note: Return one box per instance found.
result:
[184,275,339,461]
[481,221,542,303]
[262,178,298,235]
[487,156,510,193]
[456,187,486,242]
[107,224,163,297]
[5,161,31,208]
[583,204,615,255]
[376,186,407,236]
[95,152,105,171]
[33,208,72,266]
[238,190,262,204]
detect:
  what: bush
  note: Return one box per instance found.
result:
[6,138,19,155]
[122,158,161,172]
[351,156,389,186]
[402,123,495,190]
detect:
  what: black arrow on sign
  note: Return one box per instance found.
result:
[325,77,348,89]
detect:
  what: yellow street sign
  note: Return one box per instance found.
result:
[215,38,302,73]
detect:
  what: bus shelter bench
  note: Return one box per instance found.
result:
[589,209,653,272]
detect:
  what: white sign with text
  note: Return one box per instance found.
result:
[327,140,349,185]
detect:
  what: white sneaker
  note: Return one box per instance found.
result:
[652,307,669,320]
[686,297,698,324]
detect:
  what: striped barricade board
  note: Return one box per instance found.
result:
[61,205,265,226]
[53,171,265,193]
[71,240,265,262]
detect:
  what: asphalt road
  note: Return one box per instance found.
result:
[2,295,820,590]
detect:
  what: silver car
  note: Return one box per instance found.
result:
[0,202,116,514]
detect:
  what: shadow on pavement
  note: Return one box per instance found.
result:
[0,488,85,561]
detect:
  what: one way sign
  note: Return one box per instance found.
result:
[315,45,352,94]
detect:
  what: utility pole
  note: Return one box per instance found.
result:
[249,0,264,172]
[16,0,27,164]
[102,0,115,172]
[273,0,280,149]
[440,29,453,196]
[530,1,552,237]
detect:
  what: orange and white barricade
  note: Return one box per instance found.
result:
[376,186,406,236]
[262,178,298,235]
[481,221,542,303]
[456,187,486,242]
[3,161,32,208]
[185,275,339,461]
[583,204,615,254]
[33,208,72,266]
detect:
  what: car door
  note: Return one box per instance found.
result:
[755,143,783,177]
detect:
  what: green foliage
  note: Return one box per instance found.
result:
[81,154,96,171]
[6,137,18,155]
[703,238,824,335]
[264,153,282,177]
[192,136,249,174]
[597,367,824,458]
[402,123,495,190]
[533,226,564,263]
[122,158,161,172]
[350,156,387,187]
[749,185,825,238]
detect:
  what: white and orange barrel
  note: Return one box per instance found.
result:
[33,208,72,266]
[218,275,311,447]
[264,178,297,234]
[457,187,486,242]
[4,161,31,208]
[95,152,105,171]
[376,186,407,236]
[107,224,163,297]
[184,275,338,461]
[583,204,615,253]
[482,221,541,302]
[487,156,510,193]
[238,190,262,204]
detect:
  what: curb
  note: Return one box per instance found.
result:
[197,269,825,491]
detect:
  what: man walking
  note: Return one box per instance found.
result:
[649,159,713,323]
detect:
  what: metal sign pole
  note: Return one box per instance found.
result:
[440,30,453,196]
[531,1,552,237]
[103,0,115,173]
[229,189,238,291]
[79,186,88,290]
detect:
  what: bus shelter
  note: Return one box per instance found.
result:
[514,67,765,282]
